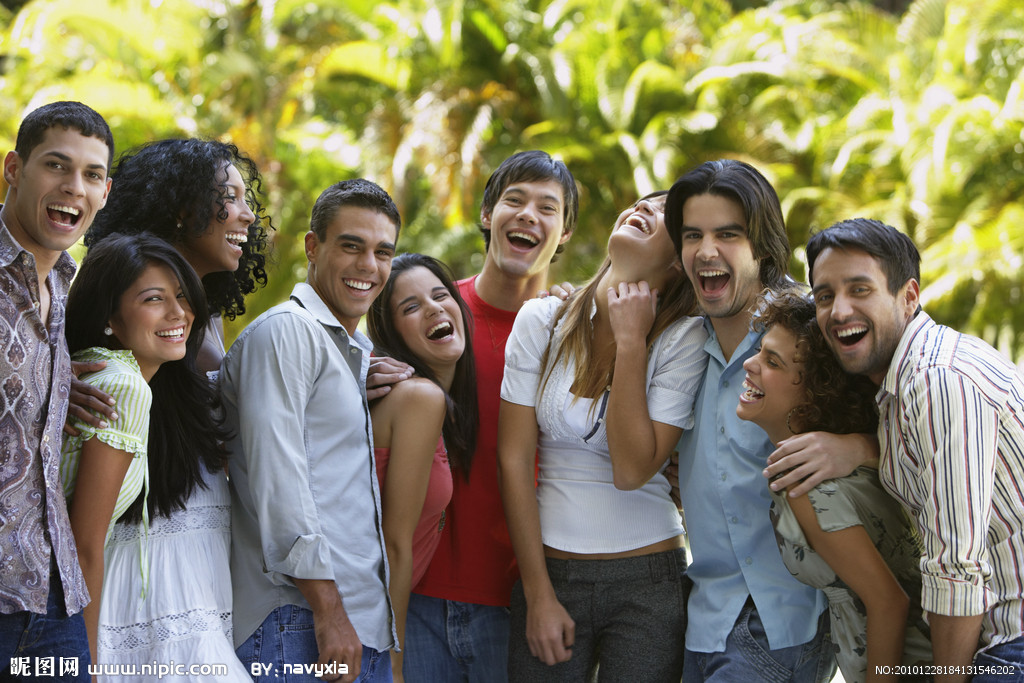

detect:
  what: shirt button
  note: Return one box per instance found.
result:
[42,435,50,443]
[745,557,753,565]
[723,381,729,388]
[350,348,358,354]
[720,473,727,481]
[731,516,738,523]
[720,427,725,434]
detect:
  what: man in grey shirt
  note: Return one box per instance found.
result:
[221,179,400,683]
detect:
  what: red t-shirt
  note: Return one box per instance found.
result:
[413,276,520,606]
[375,437,452,588]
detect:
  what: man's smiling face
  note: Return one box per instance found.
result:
[811,246,918,385]
[480,179,569,279]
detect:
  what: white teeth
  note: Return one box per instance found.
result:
[742,379,764,398]
[625,215,650,234]
[156,327,185,338]
[344,279,372,291]
[508,231,539,245]
[699,269,727,278]
[837,326,868,338]
[226,232,248,245]
[47,204,80,215]
[427,321,453,340]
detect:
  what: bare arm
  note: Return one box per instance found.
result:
[929,613,983,683]
[67,438,133,666]
[366,356,413,402]
[65,361,118,436]
[605,281,682,490]
[764,432,879,498]
[789,493,908,682]
[293,578,361,683]
[497,400,574,666]
[374,380,446,683]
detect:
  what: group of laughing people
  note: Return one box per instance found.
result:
[2,99,1023,683]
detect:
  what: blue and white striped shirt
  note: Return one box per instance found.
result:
[878,312,1024,651]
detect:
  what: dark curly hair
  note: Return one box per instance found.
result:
[756,290,878,435]
[367,253,478,477]
[86,138,273,320]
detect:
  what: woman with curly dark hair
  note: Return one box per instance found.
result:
[72,138,273,679]
[736,290,932,683]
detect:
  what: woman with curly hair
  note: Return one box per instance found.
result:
[72,138,273,679]
[736,290,932,683]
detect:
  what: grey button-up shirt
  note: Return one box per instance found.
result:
[0,214,89,615]
[220,282,395,651]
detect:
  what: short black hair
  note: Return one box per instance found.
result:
[310,179,401,242]
[479,150,579,259]
[666,159,790,290]
[806,218,920,294]
[15,101,114,169]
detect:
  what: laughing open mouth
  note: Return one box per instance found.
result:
[624,215,651,234]
[834,325,868,346]
[226,231,248,246]
[427,321,453,340]
[698,269,730,294]
[507,231,539,248]
[47,204,81,227]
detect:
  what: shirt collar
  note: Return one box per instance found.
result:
[879,310,932,398]
[0,208,77,284]
[289,281,373,353]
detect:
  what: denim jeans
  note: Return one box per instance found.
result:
[0,569,89,682]
[683,597,834,683]
[403,593,509,682]
[508,548,687,683]
[236,604,391,683]
[973,635,1024,682]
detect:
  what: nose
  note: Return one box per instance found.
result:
[516,201,538,224]
[168,296,187,321]
[240,199,256,224]
[830,292,854,321]
[635,199,656,215]
[695,234,718,260]
[356,248,377,273]
[742,354,758,373]
[62,172,86,197]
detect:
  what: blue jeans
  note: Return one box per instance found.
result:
[236,604,391,682]
[0,569,89,682]
[974,635,1024,682]
[404,593,509,682]
[683,597,834,683]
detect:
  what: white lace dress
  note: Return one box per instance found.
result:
[96,368,249,681]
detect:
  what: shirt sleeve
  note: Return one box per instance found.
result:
[647,316,709,429]
[500,298,560,407]
[72,365,151,459]
[223,310,335,585]
[903,365,997,617]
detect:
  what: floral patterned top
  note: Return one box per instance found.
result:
[769,467,933,683]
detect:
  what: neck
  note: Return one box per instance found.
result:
[709,311,753,362]
[1,204,60,284]
[433,364,456,393]
[475,258,550,312]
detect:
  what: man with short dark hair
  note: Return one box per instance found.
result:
[666,160,874,682]
[0,100,113,679]
[808,218,1024,683]
[403,150,577,682]
[222,179,400,683]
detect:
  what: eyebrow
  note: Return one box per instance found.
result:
[763,347,787,366]
[503,187,563,205]
[680,222,746,233]
[810,274,873,295]
[41,150,107,172]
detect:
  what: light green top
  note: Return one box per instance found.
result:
[60,347,151,588]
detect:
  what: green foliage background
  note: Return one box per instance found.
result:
[2,0,1023,358]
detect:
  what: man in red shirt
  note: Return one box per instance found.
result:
[403,151,578,682]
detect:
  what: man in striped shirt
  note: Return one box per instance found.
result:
[807,217,1024,682]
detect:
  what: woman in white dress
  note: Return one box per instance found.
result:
[71,138,273,680]
[62,234,217,671]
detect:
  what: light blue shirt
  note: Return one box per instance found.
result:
[678,318,824,652]
[221,282,396,651]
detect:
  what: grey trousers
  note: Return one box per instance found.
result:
[509,547,687,683]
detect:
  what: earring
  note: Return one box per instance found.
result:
[176,220,183,229]
[104,326,113,336]
[786,408,799,435]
